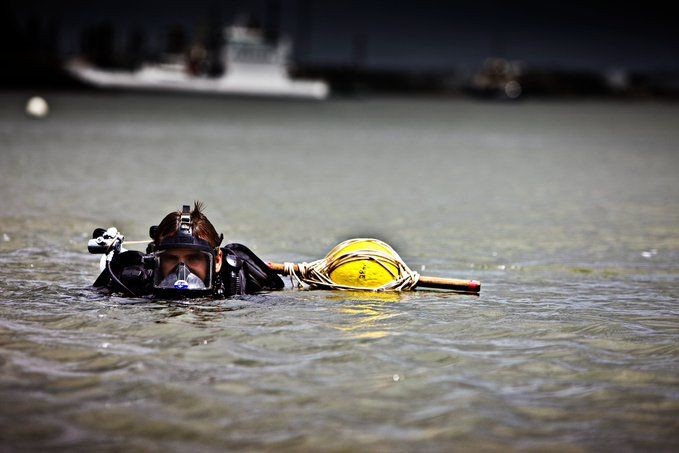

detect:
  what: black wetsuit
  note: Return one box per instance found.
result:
[93,243,284,297]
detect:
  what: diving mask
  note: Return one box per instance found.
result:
[149,205,222,298]
[153,248,214,294]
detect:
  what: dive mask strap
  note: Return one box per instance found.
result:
[179,205,192,235]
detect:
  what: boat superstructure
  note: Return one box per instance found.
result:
[67,25,329,100]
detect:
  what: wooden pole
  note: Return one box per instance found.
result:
[268,262,480,294]
[416,275,480,293]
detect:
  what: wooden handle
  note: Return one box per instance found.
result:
[268,262,289,274]
[416,275,480,293]
[268,262,480,293]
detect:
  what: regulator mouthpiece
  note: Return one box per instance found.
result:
[158,263,207,290]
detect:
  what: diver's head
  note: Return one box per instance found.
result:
[149,202,223,297]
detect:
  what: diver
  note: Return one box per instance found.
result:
[90,202,284,298]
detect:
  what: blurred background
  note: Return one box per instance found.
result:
[3,0,679,98]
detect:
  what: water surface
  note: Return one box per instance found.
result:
[1,93,678,450]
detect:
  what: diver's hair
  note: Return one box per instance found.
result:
[155,201,221,248]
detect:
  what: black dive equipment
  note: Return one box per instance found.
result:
[88,227,148,297]
[89,204,284,298]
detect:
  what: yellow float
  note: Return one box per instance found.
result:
[268,238,480,293]
[325,239,401,288]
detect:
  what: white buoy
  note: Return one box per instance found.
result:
[26,96,49,118]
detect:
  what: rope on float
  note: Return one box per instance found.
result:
[282,238,420,292]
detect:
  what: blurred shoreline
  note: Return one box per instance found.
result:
[5,0,679,100]
[4,1,678,101]
[4,62,679,101]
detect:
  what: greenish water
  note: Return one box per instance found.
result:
[1,92,678,451]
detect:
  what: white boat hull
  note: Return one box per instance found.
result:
[66,62,329,100]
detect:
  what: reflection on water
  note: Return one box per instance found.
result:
[330,291,403,340]
[1,93,678,450]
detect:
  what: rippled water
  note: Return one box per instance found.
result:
[1,93,678,451]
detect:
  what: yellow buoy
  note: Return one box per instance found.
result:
[269,238,478,293]
[325,239,400,289]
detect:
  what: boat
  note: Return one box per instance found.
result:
[66,24,329,100]
[468,57,523,100]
